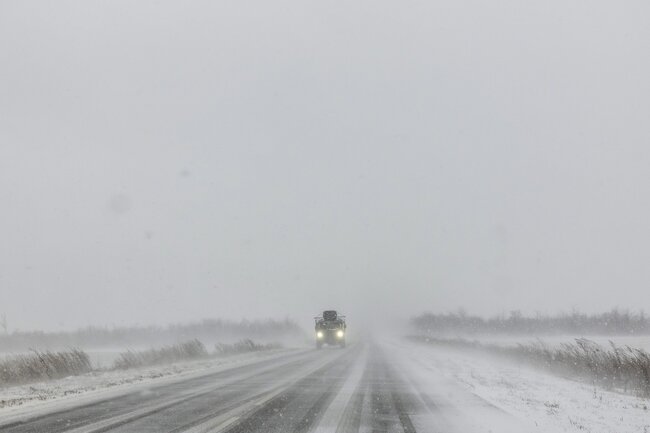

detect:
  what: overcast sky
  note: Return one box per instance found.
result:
[1,0,649,331]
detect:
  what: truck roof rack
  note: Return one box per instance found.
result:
[314,315,346,321]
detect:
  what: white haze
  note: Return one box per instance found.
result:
[1,0,649,331]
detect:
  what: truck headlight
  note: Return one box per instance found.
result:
[316,331,324,339]
[336,330,344,338]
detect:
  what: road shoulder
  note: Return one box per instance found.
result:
[0,348,304,424]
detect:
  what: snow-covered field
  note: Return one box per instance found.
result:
[394,339,650,433]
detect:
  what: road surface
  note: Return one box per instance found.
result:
[0,342,526,433]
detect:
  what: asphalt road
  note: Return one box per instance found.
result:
[0,342,519,433]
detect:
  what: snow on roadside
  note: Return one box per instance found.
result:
[0,349,298,414]
[398,340,650,433]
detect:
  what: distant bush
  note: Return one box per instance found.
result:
[0,349,91,386]
[113,339,209,369]
[214,339,282,356]
[113,338,281,369]
[411,309,650,336]
[410,336,650,397]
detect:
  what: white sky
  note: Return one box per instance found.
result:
[1,0,649,330]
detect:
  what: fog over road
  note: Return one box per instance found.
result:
[0,341,525,433]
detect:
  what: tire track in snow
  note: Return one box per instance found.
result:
[311,344,368,433]
[221,345,360,433]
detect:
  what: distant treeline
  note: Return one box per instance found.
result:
[0,318,304,352]
[411,309,650,335]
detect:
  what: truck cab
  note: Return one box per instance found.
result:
[314,310,346,349]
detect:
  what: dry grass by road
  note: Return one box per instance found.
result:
[410,336,650,397]
[0,350,91,386]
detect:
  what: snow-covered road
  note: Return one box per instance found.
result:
[0,339,647,432]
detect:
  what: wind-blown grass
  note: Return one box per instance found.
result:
[214,339,281,356]
[112,338,281,369]
[410,336,650,397]
[0,349,92,386]
[113,339,209,369]
[1,338,284,385]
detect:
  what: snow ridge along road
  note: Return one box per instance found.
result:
[0,341,531,433]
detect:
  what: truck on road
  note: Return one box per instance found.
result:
[314,310,346,349]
